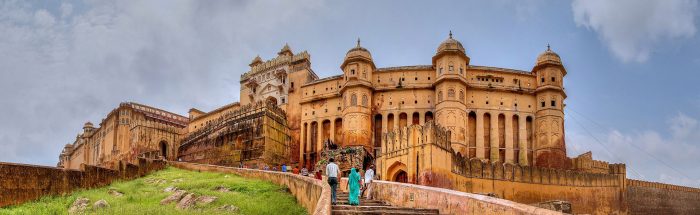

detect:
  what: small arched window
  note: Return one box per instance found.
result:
[362,94,368,107]
[459,90,465,101]
[363,71,367,79]
[351,94,357,106]
[438,91,443,102]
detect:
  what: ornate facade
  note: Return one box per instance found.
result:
[297,34,568,170]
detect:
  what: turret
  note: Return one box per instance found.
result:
[339,38,374,150]
[83,121,94,134]
[432,32,470,157]
[532,45,569,169]
[249,55,263,67]
[278,43,293,57]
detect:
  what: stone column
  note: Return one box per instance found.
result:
[419,112,424,126]
[317,120,323,153]
[381,113,388,134]
[330,119,335,144]
[394,112,400,131]
[300,122,306,165]
[490,112,499,162]
[505,113,514,164]
[476,111,485,159]
[519,116,529,165]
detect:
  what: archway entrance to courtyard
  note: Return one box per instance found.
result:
[393,170,408,183]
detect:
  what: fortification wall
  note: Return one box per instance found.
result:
[626,179,700,215]
[0,158,165,207]
[168,161,331,215]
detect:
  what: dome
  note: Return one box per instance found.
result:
[436,31,465,54]
[83,122,93,128]
[278,43,293,56]
[344,38,372,61]
[536,45,562,66]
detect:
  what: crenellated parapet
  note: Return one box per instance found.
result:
[627,179,700,193]
[452,156,624,187]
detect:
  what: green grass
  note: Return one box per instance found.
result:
[0,167,307,215]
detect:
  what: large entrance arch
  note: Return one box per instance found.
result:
[387,161,408,183]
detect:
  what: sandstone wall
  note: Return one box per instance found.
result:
[368,180,560,215]
[626,179,700,215]
[0,158,165,207]
[168,161,331,215]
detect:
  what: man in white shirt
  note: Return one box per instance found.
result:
[363,165,375,200]
[326,158,340,204]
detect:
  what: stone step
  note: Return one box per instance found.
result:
[336,201,387,206]
[332,205,439,213]
[332,209,440,215]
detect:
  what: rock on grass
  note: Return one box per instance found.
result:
[160,190,186,205]
[195,196,217,205]
[93,199,109,209]
[68,197,89,214]
[217,204,239,212]
[108,188,123,197]
[176,193,196,209]
[214,185,230,192]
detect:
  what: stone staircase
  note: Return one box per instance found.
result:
[332,192,440,215]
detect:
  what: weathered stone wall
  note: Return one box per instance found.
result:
[0,158,165,208]
[168,161,331,215]
[367,179,560,215]
[626,179,700,215]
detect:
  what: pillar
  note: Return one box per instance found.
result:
[317,120,323,153]
[505,113,514,163]
[490,112,499,162]
[519,115,529,165]
[476,111,485,159]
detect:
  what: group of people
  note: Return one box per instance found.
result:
[325,158,375,206]
[239,159,377,206]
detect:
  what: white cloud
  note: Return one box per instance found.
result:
[572,0,698,62]
[567,112,700,188]
[0,0,325,166]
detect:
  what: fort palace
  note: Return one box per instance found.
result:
[56,33,700,214]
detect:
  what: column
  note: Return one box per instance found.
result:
[476,111,485,159]
[519,116,528,165]
[381,113,388,134]
[330,119,335,144]
[394,112,400,132]
[300,122,306,165]
[418,112,424,126]
[505,113,514,163]
[317,121,323,154]
[490,112,499,162]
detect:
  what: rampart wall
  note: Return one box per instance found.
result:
[0,158,165,207]
[168,161,331,215]
[626,179,700,215]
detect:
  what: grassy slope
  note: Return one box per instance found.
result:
[0,167,307,215]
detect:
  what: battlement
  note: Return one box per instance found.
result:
[452,157,625,187]
[240,51,310,81]
[627,179,700,193]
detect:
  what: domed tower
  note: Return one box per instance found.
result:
[83,121,94,134]
[532,45,568,169]
[340,39,375,150]
[432,32,470,156]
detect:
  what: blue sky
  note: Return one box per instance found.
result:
[1,0,699,187]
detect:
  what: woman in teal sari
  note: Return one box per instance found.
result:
[347,167,361,206]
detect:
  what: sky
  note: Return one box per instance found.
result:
[1,0,699,187]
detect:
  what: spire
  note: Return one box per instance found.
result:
[449,30,453,39]
[278,43,293,56]
[357,37,361,47]
[547,43,551,51]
